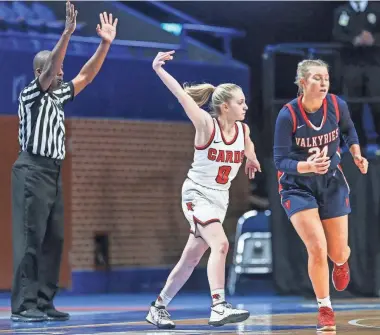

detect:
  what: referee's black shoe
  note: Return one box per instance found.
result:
[11,308,47,322]
[38,304,70,321]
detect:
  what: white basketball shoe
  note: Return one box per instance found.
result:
[146,302,175,329]
[208,302,250,327]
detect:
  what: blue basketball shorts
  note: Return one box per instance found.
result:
[277,166,351,220]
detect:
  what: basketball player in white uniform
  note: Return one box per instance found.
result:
[146,51,261,329]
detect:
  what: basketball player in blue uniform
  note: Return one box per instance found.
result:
[273,59,368,332]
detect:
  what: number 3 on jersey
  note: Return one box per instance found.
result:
[307,145,328,161]
[216,165,232,184]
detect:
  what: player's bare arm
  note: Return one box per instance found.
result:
[152,51,214,137]
[242,124,261,179]
[72,12,118,96]
[39,0,77,91]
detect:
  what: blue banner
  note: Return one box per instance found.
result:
[0,50,250,122]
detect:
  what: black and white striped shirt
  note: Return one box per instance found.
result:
[18,77,74,160]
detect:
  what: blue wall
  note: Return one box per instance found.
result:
[65,268,273,296]
[2,50,250,121]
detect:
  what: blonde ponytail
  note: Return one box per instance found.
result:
[183,83,215,108]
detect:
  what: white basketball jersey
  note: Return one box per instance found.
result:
[187,118,245,191]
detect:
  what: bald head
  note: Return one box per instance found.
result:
[32,50,64,91]
[33,50,51,73]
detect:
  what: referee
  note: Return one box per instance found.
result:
[333,0,380,147]
[11,1,118,322]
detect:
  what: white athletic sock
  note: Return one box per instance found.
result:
[155,291,173,308]
[317,296,332,309]
[211,289,225,306]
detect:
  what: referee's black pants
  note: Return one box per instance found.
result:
[11,151,64,313]
[342,64,380,146]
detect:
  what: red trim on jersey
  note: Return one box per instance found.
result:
[330,94,340,123]
[242,123,246,146]
[337,164,350,194]
[193,216,220,226]
[277,171,284,194]
[195,119,216,150]
[189,229,204,238]
[277,171,285,202]
[285,104,297,133]
[297,95,327,130]
[216,118,239,145]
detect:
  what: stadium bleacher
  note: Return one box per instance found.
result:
[0,1,85,34]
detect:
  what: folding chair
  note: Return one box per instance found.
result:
[227,210,272,295]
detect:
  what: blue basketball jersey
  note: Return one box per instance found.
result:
[284,93,341,164]
[273,93,356,220]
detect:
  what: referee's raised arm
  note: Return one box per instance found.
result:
[71,12,119,97]
[39,0,77,92]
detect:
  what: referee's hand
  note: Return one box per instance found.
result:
[64,0,77,35]
[97,12,118,44]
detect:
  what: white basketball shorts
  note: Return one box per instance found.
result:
[181,178,229,238]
